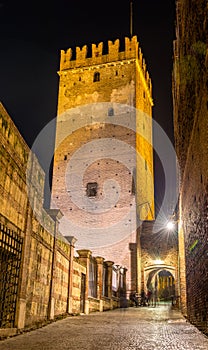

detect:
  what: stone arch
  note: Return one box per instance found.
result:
[144,265,177,299]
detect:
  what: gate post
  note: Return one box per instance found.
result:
[77,250,92,314]
[95,257,104,311]
[15,203,32,329]
[45,209,63,320]
[105,261,114,309]
[65,236,77,314]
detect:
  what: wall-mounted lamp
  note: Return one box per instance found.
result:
[166,221,175,230]
[154,259,164,265]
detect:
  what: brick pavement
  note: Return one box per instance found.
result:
[0,303,208,349]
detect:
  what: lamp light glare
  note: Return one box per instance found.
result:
[154,259,164,265]
[167,221,175,230]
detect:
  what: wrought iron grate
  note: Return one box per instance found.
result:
[0,224,23,328]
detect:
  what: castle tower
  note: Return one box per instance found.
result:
[51,35,154,294]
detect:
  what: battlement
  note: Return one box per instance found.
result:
[59,35,151,88]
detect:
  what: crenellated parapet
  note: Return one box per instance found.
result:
[76,45,87,63]
[59,35,151,88]
[108,38,120,61]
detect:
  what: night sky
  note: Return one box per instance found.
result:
[0,0,176,214]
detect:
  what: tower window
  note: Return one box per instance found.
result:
[93,72,100,82]
[86,182,98,197]
[108,107,114,116]
[132,175,136,195]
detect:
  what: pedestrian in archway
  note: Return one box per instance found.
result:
[140,290,147,306]
[130,292,139,307]
[151,288,158,307]
[147,289,152,306]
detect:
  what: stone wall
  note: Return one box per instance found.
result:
[173,0,208,334]
[0,103,125,333]
[0,103,29,232]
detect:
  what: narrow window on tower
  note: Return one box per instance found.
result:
[86,182,98,197]
[132,176,136,195]
[131,168,136,195]
[93,72,100,82]
[108,107,114,116]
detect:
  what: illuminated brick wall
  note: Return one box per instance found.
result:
[173,0,208,334]
[52,36,155,294]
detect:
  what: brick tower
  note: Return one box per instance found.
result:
[51,35,155,294]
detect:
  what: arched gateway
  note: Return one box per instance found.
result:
[144,264,179,301]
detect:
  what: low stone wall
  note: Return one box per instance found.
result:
[104,297,113,311]
[88,297,100,313]
[112,297,120,309]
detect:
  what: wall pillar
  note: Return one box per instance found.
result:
[65,236,77,314]
[45,209,63,320]
[136,225,142,295]
[105,261,114,308]
[122,267,127,297]
[15,203,32,329]
[118,266,128,308]
[77,249,92,314]
[178,215,187,315]
[95,257,104,312]
[129,243,137,293]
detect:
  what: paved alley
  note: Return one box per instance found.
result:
[0,304,208,350]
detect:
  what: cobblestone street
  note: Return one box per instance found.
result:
[0,304,208,350]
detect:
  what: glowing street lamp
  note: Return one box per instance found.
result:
[154,259,164,265]
[166,221,175,230]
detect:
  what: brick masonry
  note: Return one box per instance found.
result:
[173,0,208,335]
[51,36,155,294]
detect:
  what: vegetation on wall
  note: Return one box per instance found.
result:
[179,41,207,87]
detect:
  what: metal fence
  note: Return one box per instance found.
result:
[0,224,23,328]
